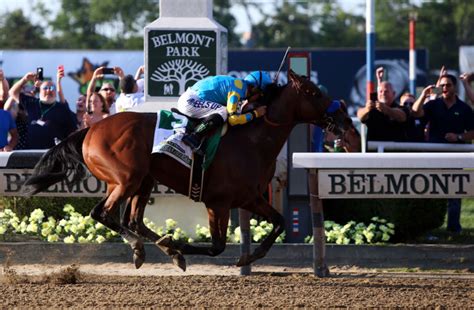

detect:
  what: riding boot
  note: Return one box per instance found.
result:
[182,114,224,154]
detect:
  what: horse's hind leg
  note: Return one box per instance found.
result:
[126,174,187,271]
[90,184,146,269]
[236,197,285,267]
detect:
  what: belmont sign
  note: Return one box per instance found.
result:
[0,169,177,197]
[147,30,217,97]
[319,169,474,199]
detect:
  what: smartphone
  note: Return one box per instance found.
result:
[432,87,442,96]
[36,67,44,81]
[102,68,114,75]
[369,92,377,102]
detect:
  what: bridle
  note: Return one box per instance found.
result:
[263,82,341,131]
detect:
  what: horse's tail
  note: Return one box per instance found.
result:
[24,128,90,195]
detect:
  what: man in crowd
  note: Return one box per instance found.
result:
[412,73,474,234]
[400,92,427,142]
[357,81,409,142]
[9,71,77,149]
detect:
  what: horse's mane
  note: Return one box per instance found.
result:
[260,83,285,106]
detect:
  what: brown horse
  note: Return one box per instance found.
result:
[25,70,352,271]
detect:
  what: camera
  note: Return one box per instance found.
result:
[36,67,44,80]
[369,92,377,102]
[432,87,442,96]
[102,68,114,75]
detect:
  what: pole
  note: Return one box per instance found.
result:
[366,0,375,99]
[409,13,417,95]
[308,169,329,277]
[239,209,252,275]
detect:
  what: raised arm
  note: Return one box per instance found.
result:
[87,67,104,98]
[134,65,144,81]
[0,69,9,108]
[460,72,474,104]
[435,66,447,87]
[56,66,66,104]
[411,85,435,118]
[9,72,36,103]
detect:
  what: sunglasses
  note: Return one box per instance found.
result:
[101,88,115,92]
[439,83,453,88]
[41,86,56,91]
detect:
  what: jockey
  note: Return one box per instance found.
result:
[177,71,272,152]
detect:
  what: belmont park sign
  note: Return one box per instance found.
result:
[147,30,217,97]
[319,170,474,199]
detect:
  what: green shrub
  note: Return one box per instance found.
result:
[323,199,447,242]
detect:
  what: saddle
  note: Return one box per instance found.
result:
[170,108,225,202]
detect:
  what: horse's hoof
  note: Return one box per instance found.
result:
[172,253,187,272]
[133,251,145,269]
[236,254,251,267]
[132,242,146,269]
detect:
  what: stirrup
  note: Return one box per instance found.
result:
[182,134,204,156]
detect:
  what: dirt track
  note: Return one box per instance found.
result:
[0,264,472,308]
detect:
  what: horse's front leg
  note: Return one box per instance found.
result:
[236,196,285,267]
[158,205,229,257]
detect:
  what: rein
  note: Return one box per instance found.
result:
[263,115,294,127]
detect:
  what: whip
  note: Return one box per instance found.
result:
[273,46,291,84]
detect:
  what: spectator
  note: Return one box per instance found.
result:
[82,92,109,128]
[0,69,9,109]
[460,72,474,104]
[412,73,474,234]
[0,106,18,152]
[357,81,408,142]
[115,73,145,113]
[9,71,77,149]
[400,92,427,142]
[73,95,87,128]
[87,66,117,114]
[3,97,28,150]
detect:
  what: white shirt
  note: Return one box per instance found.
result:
[115,92,145,113]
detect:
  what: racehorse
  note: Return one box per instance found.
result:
[25,70,352,271]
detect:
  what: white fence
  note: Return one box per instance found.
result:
[292,152,474,276]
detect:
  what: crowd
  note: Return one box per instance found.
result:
[358,66,474,144]
[357,66,474,235]
[0,65,145,150]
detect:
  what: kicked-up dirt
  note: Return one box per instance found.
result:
[0,263,472,308]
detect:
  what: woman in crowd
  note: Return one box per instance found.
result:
[82,92,109,128]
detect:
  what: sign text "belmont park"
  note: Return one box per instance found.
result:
[150,32,215,57]
[318,170,474,198]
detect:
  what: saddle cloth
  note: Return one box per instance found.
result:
[151,110,223,170]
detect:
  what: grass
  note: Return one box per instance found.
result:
[418,198,474,244]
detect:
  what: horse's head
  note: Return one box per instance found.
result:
[286,70,352,136]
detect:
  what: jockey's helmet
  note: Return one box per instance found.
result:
[244,71,272,91]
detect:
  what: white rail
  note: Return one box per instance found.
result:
[292,152,474,169]
[368,141,474,153]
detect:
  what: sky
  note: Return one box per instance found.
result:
[0,0,366,36]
